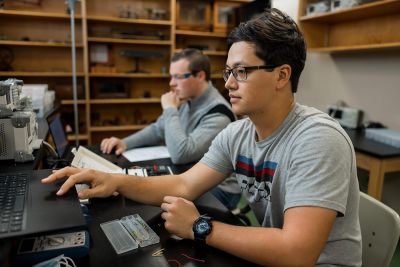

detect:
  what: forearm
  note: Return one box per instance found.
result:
[206,222,317,267]
[123,123,163,149]
[115,174,192,205]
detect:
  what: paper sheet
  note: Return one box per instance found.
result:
[122,146,171,162]
[71,146,123,173]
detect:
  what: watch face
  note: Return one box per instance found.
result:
[195,219,210,234]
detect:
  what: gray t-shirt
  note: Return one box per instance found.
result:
[201,103,362,266]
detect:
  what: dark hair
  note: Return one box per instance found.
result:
[227,8,306,93]
[171,48,211,81]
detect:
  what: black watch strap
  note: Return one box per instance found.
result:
[193,215,213,245]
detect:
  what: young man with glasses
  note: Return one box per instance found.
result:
[100,48,242,210]
[43,8,361,266]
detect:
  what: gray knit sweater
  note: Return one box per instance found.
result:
[123,82,229,163]
[122,82,241,194]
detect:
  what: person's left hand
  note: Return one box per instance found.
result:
[160,196,200,240]
[161,91,182,109]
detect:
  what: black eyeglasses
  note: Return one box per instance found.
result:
[222,65,278,82]
[170,72,193,80]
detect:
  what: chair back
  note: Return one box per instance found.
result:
[359,192,400,267]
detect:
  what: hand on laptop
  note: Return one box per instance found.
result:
[100,137,127,155]
[41,167,117,199]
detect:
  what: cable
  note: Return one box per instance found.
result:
[42,140,58,157]
[60,256,77,267]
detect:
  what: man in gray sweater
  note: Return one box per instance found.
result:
[100,49,241,209]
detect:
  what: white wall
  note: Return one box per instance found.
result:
[272,0,400,130]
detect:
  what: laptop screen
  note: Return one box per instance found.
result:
[47,113,68,158]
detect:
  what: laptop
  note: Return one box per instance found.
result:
[46,111,74,164]
[0,169,86,239]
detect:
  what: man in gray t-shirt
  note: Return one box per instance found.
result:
[43,8,362,266]
[202,105,362,266]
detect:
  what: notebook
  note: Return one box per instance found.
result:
[0,169,86,239]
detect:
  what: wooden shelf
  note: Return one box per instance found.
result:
[2,0,246,144]
[90,125,147,132]
[299,0,400,52]
[0,9,82,19]
[300,0,400,23]
[0,72,85,77]
[87,15,172,25]
[309,42,400,53]
[0,40,83,48]
[61,100,86,105]
[90,98,161,104]
[203,51,227,56]
[67,134,89,141]
[88,37,172,46]
[175,30,227,38]
[211,73,223,79]
[89,73,169,78]
[174,49,227,56]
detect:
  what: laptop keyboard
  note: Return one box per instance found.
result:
[0,173,28,233]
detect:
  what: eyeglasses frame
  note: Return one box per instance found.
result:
[170,71,200,80]
[222,65,279,82]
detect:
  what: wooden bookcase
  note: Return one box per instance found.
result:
[0,0,88,142]
[298,0,400,53]
[0,0,251,144]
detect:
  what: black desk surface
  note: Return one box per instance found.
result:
[77,146,259,267]
[81,193,256,267]
[344,129,400,158]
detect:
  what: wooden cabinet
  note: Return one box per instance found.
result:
[0,0,251,144]
[0,0,88,142]
[84,0,173,144]
[298,0,400,53]
[175,0,251,100]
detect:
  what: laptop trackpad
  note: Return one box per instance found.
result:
[27,169,86,236]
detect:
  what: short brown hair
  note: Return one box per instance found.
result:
[171,49,211,81]
[228,8,306,93]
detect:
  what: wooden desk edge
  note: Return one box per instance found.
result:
[355,151,400,200]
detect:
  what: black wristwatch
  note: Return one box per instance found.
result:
[192,215,213,245]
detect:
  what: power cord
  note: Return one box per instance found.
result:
[42,141,71,169]
[42,141,58,158]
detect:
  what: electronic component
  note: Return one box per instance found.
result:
[306,1,330,16]
[143,165,173,176]
[13,231,90,266]
[0,78,22,110]
[100,219,138,254]
[0,78,39,162]
[331,0,359,11]
[0,111,38,162]
[101,214,160,254]
[120,214,160,247]
[327,105,363,129]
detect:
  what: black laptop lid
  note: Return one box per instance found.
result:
[47,112,68,158]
